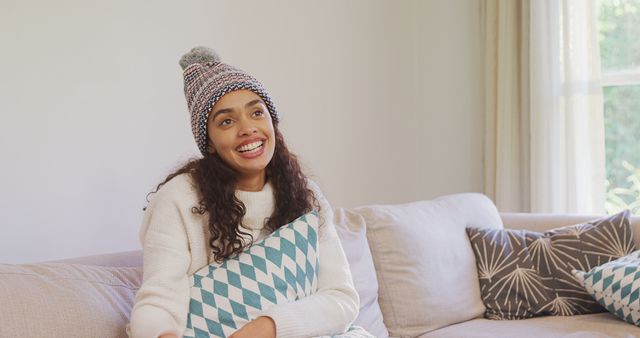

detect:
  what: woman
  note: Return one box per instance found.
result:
[127,47,360,338]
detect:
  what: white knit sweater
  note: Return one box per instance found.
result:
[127,174,359,338]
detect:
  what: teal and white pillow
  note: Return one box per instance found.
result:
[183,212,320,338]
[572,250,640,326]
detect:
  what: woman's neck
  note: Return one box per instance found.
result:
[236,174,266,192]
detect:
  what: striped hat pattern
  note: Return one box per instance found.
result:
[179,46,279,155]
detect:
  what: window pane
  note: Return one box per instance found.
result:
[598,0,640,72]
[604,85,640,214]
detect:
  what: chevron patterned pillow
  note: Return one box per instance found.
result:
[572,250,640,327]
[183,212,320,338]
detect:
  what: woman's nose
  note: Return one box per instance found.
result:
[238,122,258,136]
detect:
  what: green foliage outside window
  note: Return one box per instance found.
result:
[598,0,640,71]
[605,161,640,214]
[597,0,640,214]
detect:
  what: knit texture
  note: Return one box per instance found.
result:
[180,46,279,155]
[126,174,359,338]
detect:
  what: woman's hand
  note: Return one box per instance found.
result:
[229,316,276,338]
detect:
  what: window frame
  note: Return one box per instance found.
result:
[602,69,640,87]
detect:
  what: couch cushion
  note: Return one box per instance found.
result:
[0,262,141,338]
[418,312,640,338]
[573,250,640,326]
[354,193,503,337]
[467,211,635,319]
[335,208,389,338]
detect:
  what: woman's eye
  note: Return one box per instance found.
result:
[219,118,232,126]
[253,110,265,117]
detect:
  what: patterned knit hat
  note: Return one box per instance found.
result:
[179,46,279,155]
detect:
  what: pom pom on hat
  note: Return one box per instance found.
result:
[179,46,221,70]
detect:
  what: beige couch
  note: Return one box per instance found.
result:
[1,193,639,338]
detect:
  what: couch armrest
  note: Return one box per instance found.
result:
[43,250,143,267]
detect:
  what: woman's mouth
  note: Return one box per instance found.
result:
[236,141,265,158]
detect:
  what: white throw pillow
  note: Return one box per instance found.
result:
[353,193,503,337]
[334,208,389,338]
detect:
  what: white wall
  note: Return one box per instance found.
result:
[0,0,483,263]
[409,0,484,200]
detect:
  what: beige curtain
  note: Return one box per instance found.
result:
[482,0,530,212]
[482,0,605,213]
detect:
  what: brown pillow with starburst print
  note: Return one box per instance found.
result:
[466,210,635,320]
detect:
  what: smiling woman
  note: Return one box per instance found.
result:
[126,47,368,338]
[206,90,276,191]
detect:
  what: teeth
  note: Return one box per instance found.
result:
[237,141,263,153]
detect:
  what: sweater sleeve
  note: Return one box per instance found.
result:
[263,180,360,338]
[127,178,193,338]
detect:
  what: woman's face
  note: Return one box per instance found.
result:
[207,89,275,185]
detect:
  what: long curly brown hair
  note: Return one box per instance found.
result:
[148,125,319,262]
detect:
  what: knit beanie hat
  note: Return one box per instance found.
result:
[179,46,279,155]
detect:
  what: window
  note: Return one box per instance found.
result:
[597,0,640,214]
